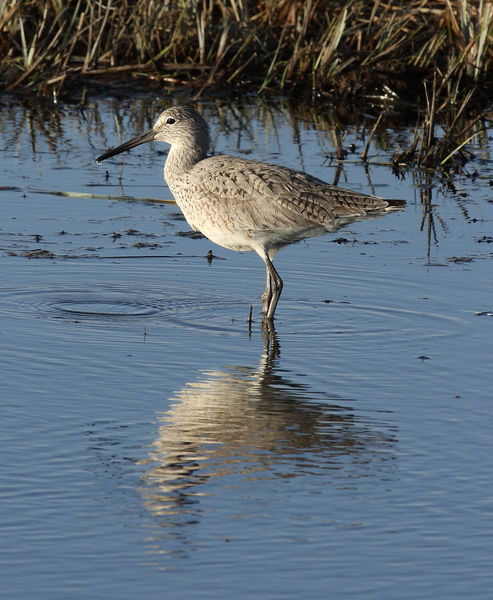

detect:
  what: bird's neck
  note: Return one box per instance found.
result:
[164,137,208,184]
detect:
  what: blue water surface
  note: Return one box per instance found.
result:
[0,95,492,599]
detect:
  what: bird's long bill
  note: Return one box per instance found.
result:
[96,129,156,162]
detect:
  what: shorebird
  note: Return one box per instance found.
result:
[97,106,404,321]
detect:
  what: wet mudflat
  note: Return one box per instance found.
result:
[1,95,492,599]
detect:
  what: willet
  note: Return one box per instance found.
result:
[97,106,404,321]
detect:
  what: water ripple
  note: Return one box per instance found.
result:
[0,286,234,326]
[0,284,465,341]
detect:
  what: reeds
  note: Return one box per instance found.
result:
[1,0,493,102]
[391,70,487,169]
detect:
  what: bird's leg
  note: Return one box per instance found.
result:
[263,254,283,321]
[262,262,272,314]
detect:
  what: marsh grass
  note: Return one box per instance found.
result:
[390,73,488,168]
[2,0,493,100]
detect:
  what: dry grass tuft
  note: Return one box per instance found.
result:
[1,0,492,102]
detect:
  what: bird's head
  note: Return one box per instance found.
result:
[96,105,210,163]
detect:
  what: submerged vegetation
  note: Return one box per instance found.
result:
[1,0,493,169]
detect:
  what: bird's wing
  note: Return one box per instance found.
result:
[190,156,390,231]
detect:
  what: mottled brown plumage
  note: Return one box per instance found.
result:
[97,106,405,321]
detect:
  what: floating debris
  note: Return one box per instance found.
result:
[22,249,55,259]
[176,230,205,240]
[448,256,474,263]
[205,250,224,262]
[31,188,174,204]
[124,229,157,237]
[133,242,162,249]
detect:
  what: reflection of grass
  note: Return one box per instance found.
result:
[2,0,493,106]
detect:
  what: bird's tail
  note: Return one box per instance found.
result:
[384,198,406,211]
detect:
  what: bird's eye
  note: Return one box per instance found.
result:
[166,117,176,125]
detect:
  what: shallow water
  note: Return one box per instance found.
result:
[1,95,492,599]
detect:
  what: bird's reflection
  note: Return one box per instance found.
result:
[138,327,397,522]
